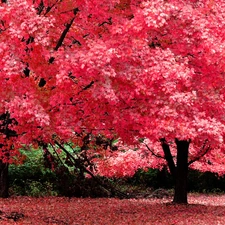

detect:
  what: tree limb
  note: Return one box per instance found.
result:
[49,143,65,166]
[44,0,60,16]
[54,8,79,51]
[78,81,95,94]
[188,140,211,165]
[54,139,129,198]
[144,143,165,159]
[160,138,176,178]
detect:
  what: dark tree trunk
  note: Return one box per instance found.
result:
[161,138,176,178]
[173,139,190,204]
[0,160,9,198]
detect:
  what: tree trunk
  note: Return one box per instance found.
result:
[173,139,190,204]
[0,160,9,198]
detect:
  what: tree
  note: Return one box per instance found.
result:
[79,0,225,204]
[1,0,225,204]
[0,0,128,196]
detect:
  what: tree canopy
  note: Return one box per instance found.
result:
[1,0,225,183]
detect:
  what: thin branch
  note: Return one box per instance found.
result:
[78,81,95,94]
[98,17,112,26]
[44,0,60,16]
[144,143,165,159]
[37,0,44,15]
[49,143,64,166]
[54,140,94,177]
[54,139,129,198]
[188,140,211,165]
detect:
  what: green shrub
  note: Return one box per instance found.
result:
[25,180,58,197]
[8,148,108,197]
[9,148,58,196]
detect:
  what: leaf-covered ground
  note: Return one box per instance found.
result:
[0,194,225,224]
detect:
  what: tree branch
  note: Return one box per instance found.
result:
[54,8,79,51]
[160,138,176,178]
[78,81,95,94]
[98,17,112,26]
[54,139,129,198]
[37,0,45,15]
[144,143,165,159]
[44,0,60,16]
[188,140,211,165]
[49,143,65,166]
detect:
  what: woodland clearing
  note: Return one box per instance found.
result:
[0,194,224,224]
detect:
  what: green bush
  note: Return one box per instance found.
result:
[8,148,109,197]
[9,148,59,197]
[25,180,57,197]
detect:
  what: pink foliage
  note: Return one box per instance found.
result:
[1,0,225,176]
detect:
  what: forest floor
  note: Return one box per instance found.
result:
[0,194,225,224]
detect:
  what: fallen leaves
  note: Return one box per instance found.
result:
[0,194,224,224]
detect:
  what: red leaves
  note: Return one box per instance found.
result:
[0,195,224,224]
[1,0,225,179]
